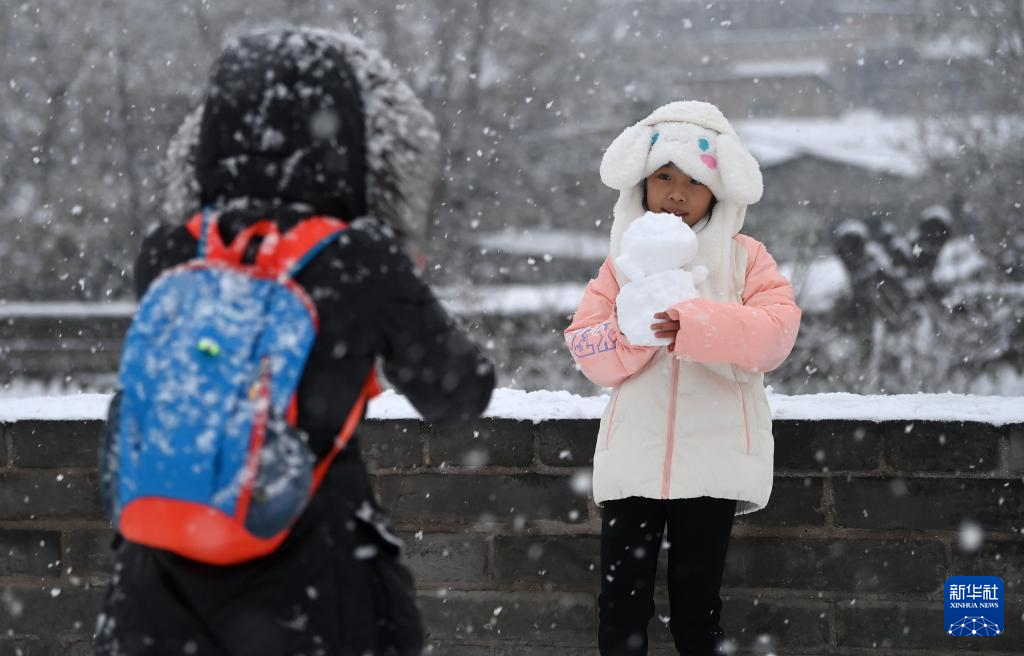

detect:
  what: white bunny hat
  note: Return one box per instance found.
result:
[600,101,763,296]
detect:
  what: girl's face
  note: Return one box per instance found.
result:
[645,163,714,227]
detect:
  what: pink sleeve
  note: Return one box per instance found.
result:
[666,238,801,374]
[565,258,659,388]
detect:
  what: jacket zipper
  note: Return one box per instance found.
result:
[661,358,681,499]
[738,380,751,455]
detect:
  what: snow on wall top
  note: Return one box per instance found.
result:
[1,389,1021,426]
[0,302,138,318]
[0,286,588,320]
[475,229,609,260]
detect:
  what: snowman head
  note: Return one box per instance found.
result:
[619,211,699,277]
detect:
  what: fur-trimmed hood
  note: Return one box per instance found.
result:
[161,27,439,241]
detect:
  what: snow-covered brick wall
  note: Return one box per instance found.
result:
[0,399,1021,654]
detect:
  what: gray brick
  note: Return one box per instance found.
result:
[719,596,831,652]
[1006,425,1024,474]
[428,645,493,656]
[833,476,1024,532]
[3,639,96,656]
[837,601,1021,652]
[772,420,882,472]
[0,530,62,578]
[646,595,830,651]
[0,637,63,656]
[379,473,588,525]
[56,641,95,656]
[418,590,595,644]
[399,532,488,584]
[726,536,947,593]
[0,472,104,521]
[734,476,825,527]
[493,535,600,589]
[0,585,105,638]
[495,647,595,656]
[884,421,1005,473]
[536,419,598,467]
[65,529,116,579]
[8,421,104,469]
[952,540,1024,597]
[359,420,424,469]
[427,419,534,468]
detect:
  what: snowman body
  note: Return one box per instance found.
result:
[614,211,707,346]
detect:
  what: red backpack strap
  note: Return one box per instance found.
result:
[185,212,348,278]
[271,217,349,278]
[186,210,228,259]
[311,370,382,489]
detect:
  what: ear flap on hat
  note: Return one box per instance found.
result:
[715,134,763,205]
[600,123,656,191]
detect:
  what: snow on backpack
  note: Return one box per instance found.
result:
[103,210,380,565]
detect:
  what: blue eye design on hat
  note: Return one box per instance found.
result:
[650,132,660,146]
[698,138,710,151]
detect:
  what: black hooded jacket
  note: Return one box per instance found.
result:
[136,29,494,453]
[96,29,493,656]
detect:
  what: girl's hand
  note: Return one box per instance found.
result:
[651,312,680,351]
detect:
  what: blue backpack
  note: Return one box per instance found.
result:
[103,211,379,564]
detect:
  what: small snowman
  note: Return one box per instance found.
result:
[614,211,708,346]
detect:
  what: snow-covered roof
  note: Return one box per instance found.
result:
[534,110,986,179]
[736,111,926,177]
[1,389,1021,426]
[738,111,1024,178]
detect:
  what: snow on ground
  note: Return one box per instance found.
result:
[0,248,917,323]
[438,283,585,316]
[2,389,1021,426]
[0,301,138,318]
[475,228,608,260]
[0,288,588,319]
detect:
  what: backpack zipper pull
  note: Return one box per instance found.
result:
[197,337,221,357]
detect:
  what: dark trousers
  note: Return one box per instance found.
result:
[598,496,737,656]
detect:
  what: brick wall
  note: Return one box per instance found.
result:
[1,416,1022,655]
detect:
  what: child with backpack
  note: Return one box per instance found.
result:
[565,101,801,655]
[96,28,495,656]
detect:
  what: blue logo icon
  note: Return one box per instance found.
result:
[945,576,1003,637]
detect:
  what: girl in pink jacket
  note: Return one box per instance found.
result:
[565,101,801,655]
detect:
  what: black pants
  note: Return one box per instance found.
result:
[598,496,737,656]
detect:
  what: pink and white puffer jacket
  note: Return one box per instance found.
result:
[565,101,801,515]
